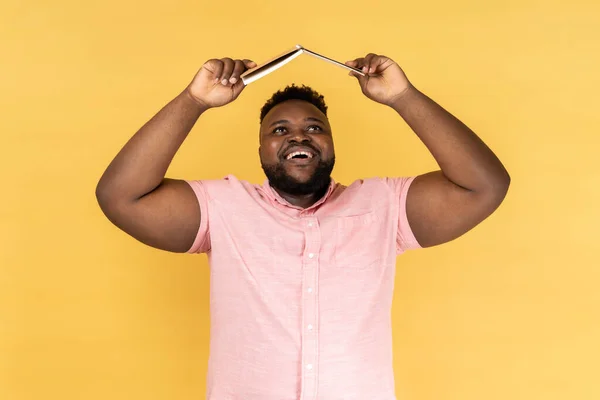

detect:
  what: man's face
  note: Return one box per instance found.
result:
[259,99,335,196]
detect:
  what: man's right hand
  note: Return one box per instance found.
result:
[187,58,257,108]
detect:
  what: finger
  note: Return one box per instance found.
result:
[242,59,257,69]
[229,60,247,84]
[204,59,224,83]
[344,59,359,68]
[369,55,390,74]
[363,53,377,74]
[219,58,235,85]
[348,57,365,71]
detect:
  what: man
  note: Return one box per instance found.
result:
[96,53,510,400]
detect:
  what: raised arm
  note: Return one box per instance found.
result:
[346,53,510,248]
[95,57,256,252]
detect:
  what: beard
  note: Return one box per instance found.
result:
[261,156,335,196]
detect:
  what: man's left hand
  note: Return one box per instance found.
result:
[345,53,412,106]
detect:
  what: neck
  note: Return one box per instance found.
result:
[272,183,330,209]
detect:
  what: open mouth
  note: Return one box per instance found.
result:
[285,151,314,160]
[281,146,319,163]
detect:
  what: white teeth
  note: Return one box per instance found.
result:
[286,151,314,160]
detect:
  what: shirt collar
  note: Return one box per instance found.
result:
[260,178,337,211]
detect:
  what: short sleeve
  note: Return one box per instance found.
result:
[384,176,422,253]
[184,180,211,254]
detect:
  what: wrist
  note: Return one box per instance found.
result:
[386,84,418,110]
[183,86,211,113]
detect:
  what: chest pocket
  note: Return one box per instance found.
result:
[334,211,383,269]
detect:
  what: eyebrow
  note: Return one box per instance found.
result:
[268,117,326,128]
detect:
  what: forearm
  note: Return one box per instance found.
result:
[96,88,208,203]
[391,86,510,193]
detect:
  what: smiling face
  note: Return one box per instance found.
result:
[259,99,335,196]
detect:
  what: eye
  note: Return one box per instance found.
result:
[307,125,322,132]
[272,126,287,135]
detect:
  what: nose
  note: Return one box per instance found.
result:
[287,128,311,143]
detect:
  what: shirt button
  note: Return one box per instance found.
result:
[307,287,313,293]
[308,253,314,259]
[308,221,313,227]
[307,324,313,331]
[306,364,313,370]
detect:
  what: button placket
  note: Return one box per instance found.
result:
[300,217,320,400]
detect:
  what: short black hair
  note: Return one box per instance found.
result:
[260,84,328,123]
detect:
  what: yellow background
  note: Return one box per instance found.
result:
[2,0,599,399]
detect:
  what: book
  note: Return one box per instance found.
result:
[240,44,365,85]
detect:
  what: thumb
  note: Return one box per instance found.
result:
[348,70,367,86]
[231,78,247,97]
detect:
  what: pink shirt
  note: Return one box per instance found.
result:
[185,175,421,400]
